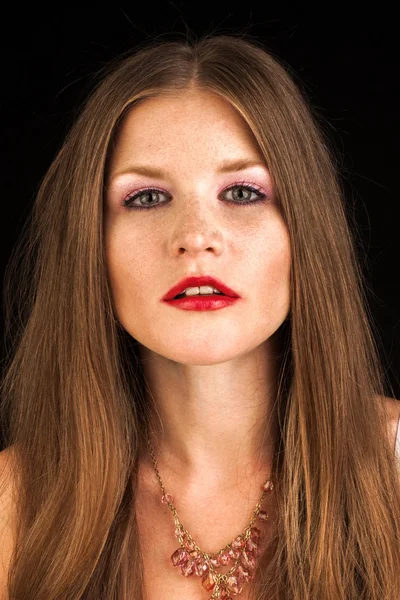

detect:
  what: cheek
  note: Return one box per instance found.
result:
[257,227,291,302]
[105,223,160,309]
[251,221,291,273]
[105,225,138,299]
[270,234,291,277]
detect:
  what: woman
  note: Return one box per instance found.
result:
[1,33,399,600]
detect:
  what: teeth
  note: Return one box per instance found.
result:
[183,286,223,296]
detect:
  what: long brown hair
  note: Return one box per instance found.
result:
[1,32,399,599]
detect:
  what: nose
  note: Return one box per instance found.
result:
[172,230,224,256]
[169,198,225,257]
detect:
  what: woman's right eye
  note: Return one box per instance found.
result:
[122,188,169,210]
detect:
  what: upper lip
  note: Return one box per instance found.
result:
[162,275,241,300]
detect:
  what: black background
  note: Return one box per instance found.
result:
[1,5,399,397]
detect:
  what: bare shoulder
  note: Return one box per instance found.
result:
[0,445,18,599]
[381,396,400,453]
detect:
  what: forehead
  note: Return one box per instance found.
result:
[108,89,263,173]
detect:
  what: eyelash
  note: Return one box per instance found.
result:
[121,179,268,210]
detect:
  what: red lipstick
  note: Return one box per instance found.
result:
[164,295,240,310]
[162,275,240,301]
[162,275,241,311]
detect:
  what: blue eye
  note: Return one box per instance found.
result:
[121,182,268,210]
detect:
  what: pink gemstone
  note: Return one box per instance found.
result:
[258,509,269,522]
[226,574,243,595]
[236,563,251,583]
[250,526,261,541]
[194,559,209,576]
[218,583,231,598]
[184,539,195,551]
[228,547,240,560]
[181,559,196,577]
[263,479,274,491]
[245,537,258,553]
[174,524,185,537]
[231,535,245,549]
[161,492,174,504]
[202,571,216,592]
[210,556,220,568]
[240,550,257,571]
[218,550,231,565]
[171,548,189,567]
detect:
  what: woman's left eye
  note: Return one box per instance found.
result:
[223,185,266,204]
[121,183,267,210]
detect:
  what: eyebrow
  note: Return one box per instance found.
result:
[110,158,267,182]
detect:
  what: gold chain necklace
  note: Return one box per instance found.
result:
[145,426,274,599]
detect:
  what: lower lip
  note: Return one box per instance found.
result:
[163,295,240,310]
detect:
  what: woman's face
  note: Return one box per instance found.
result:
[104,88,291,364]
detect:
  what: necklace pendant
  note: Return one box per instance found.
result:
[194,558,209,577]
[225,574,243,595]
[171,547,190,568]
[249,526,261,541]
[258,509,269,523]
[202,570,217,592]
[184,538,196,552]
[231,535,246,549]
[263,479,274,491]
[174,524,184,538]
[228,547,241,560]
[218,550,231,565]
[161,492,174,504]
[245,537,258,553]
[181,559,196,576]
[240,549,257,573]
[236,563,252,584]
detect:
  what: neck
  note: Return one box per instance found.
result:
[138,340,280,493]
